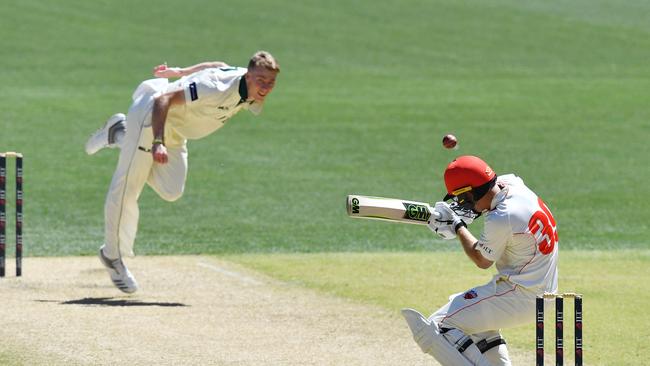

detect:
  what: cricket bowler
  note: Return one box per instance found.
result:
[85,51,280,293]
[402,155,559,365]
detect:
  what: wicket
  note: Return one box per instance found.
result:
[0,152,23,277]
[536,293,582,366]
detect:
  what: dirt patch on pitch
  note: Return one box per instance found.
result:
[0,256,535,365]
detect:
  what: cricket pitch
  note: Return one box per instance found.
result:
[0,256,535,365]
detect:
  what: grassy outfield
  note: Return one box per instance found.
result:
[0,0,648,254]
[1,0,649,364]
[227,250,650,365]
[0,352,21,366]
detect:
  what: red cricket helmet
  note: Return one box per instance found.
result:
[443,155,497,201]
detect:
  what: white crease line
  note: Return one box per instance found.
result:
[197,261,263,286]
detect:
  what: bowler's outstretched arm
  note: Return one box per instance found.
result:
[153,61,229,78]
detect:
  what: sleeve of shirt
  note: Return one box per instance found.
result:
[181,69,230,106]
[476,212,511,262]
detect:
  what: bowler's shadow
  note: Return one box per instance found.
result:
[40,297,188,307]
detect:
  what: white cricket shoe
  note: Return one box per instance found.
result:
[85,113,126,155]
[98,246,139,293]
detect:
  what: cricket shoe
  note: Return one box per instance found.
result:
[98,246,139,294]
[85,113,126,155]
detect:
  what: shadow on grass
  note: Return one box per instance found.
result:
[35,298,189,307]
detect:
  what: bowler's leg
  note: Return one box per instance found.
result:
[103,96,155,259]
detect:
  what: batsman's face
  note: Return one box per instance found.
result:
[246,68,278,102]
[455,193,483,217]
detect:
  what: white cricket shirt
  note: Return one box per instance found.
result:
[163,67,262,147]
[475,174,559,292]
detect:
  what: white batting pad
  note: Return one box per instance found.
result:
[401,308,473,366]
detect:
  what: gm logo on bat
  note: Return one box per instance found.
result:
[402,202,430,222]
[351,198,360,214]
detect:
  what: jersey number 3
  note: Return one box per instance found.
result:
[528,197,558,255]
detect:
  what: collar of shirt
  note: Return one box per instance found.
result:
[238,75,264,115]
[490,183,509,210]
[238,76,248,103]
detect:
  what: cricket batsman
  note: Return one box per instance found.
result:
[402,155,559,365]
[85,51,280,293]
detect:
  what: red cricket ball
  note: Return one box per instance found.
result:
[442,134,458,149]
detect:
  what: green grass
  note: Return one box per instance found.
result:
[0,0,648,255]
[227,250,650,365]
[0,351,23,366]
[0,0,648,364]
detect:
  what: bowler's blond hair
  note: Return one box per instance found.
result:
[248,51,280,73]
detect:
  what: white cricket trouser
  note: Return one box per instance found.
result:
[429,276,551,365]
[103,81,187,259]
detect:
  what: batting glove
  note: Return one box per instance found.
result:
[427,219,457,240]
[432,202,467,237]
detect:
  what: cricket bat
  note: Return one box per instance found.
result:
[346,195,440,225]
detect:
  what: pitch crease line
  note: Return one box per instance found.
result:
[197,261,263,285]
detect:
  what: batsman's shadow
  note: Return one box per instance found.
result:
[39,297,189,307]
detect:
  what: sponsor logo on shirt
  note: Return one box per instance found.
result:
[477,242,493,255]
[189,82,198,101]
